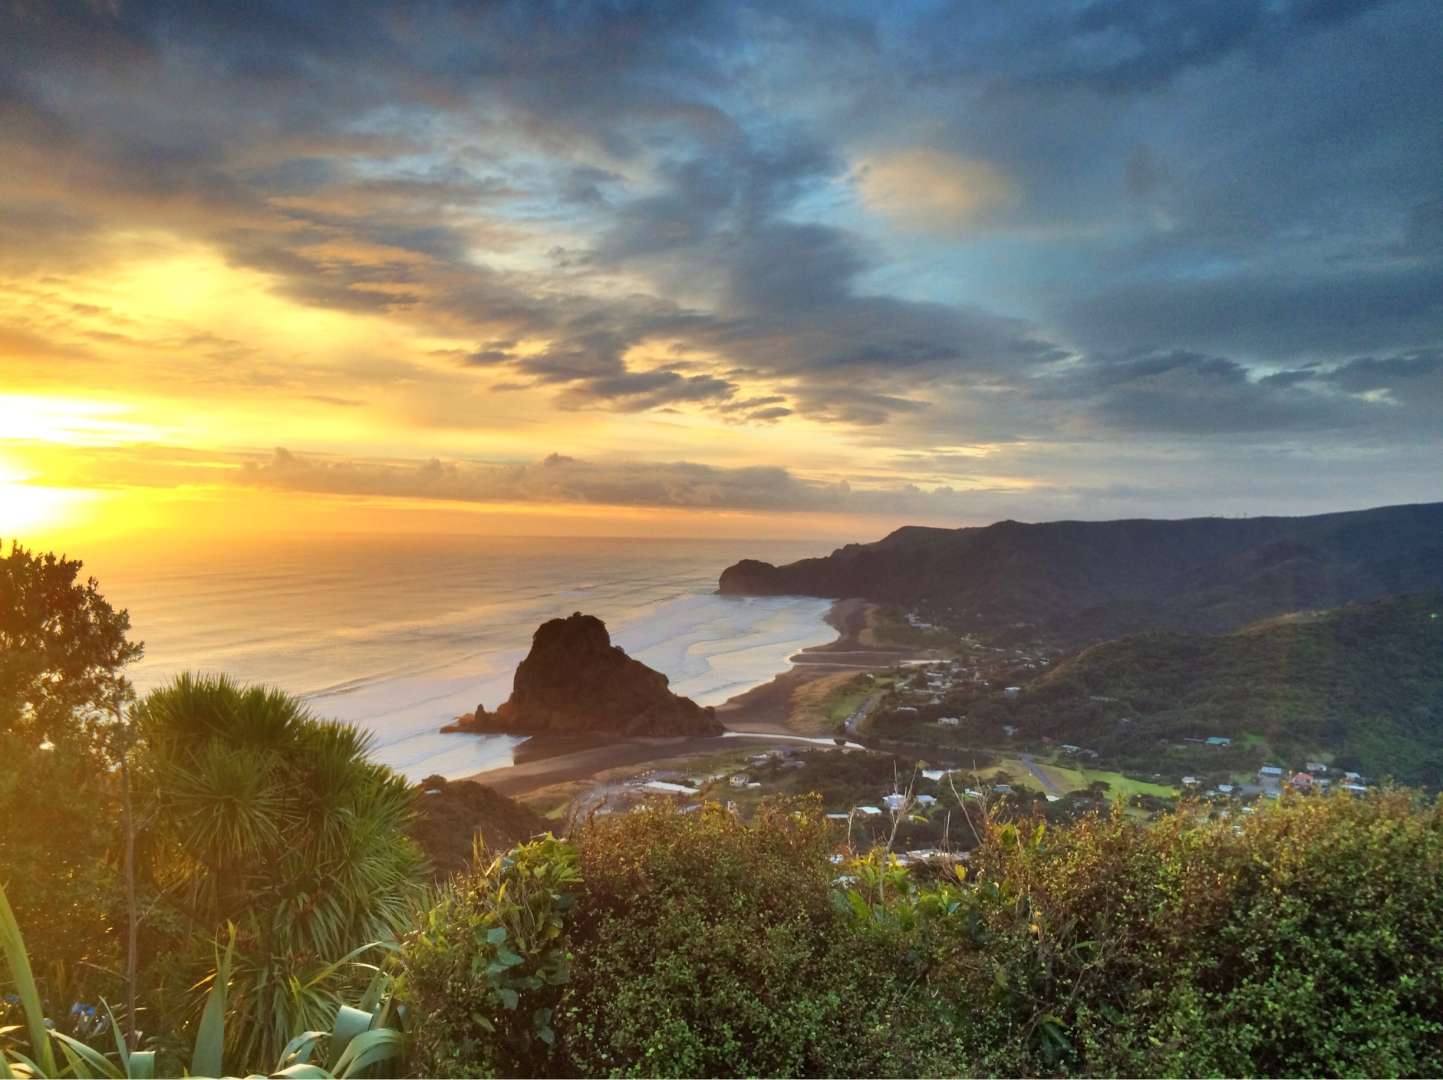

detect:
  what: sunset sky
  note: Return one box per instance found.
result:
[2,1,1440,547]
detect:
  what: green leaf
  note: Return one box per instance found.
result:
[329,1006,373,1063]
[497,988,519,1010]
[331,1029,404,1078]
[276,1031,327,1069]
[485,927,508,946]
[0,882,58,1079]
[49,1031,122,1079]
[271,1065,332,1078]
[494,946,524,968]
[192,923,235,1079]
[125,1051,156,1080]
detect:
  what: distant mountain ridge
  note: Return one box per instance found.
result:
[720,502,1443,644]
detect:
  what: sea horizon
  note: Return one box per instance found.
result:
[87,533,839,782]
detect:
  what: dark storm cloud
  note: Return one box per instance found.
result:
[2,0,1440,509]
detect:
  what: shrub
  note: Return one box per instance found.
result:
[401,835,581,1078]
[898,790,1443,1076]
[559,798,958,1078]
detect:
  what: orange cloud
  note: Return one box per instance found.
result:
[857,148,1019,231]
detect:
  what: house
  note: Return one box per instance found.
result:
[895,706,918,716]
[922,769,949,781]
[882,793,907,812]
[1217,784,1235,795]
[992,784,1013,795]
[1001,724,1018,737]
[936,716,962,727]
[915,794,937,807]
[1289,771,1314,790]
[825,812,849,821]
[1182,776,1199,786]
[1258,765,1284,780]
[1343,783,1368,795]
[782,759,806,769]
[1003,686,1021,698]
[1060,744,1081,754]
[1306,761,1328,773]
[728,773,750,788]
[1206,736,1232,747]
[1344,771,1362,782]
[855,805,882,816]
[641,780,700,796]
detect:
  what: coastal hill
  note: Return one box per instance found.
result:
[446,611,722,737]
[720,501,1443,645]
[409,775,551,879]
[982,592,1443,785]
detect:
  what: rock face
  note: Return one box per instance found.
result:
[446,612,722,737]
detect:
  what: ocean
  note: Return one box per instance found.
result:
[87,535,836,781]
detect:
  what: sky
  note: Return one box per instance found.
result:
[2,0,1440,549]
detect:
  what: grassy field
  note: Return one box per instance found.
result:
[990,756,1177,800]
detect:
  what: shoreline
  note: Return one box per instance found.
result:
[459,597,927,796]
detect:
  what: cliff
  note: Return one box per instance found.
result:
[446,611,722,737]
[719,502,1443,645]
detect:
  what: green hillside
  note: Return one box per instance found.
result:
[1009,593,1443,784]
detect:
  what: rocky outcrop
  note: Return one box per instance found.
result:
[445,612,722,737]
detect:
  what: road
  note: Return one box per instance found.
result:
[1019,754,1065,797]
[843,688,887,735]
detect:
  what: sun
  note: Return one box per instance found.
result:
[0,458,99,544]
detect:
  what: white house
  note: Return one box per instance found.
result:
[1003,686,1021,698]
[855,805,882,816]
[728,773,750,788]
[882,793,907,812]
[915,794,937,807]
[937,716,962,727]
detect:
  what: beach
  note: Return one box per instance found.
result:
[462,598,927,796]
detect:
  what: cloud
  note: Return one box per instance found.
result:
[1,0,1440,523]
[856,149,1019,231]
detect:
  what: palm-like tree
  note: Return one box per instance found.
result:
[131,673,426,1067]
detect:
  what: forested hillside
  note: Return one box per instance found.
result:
[721,502,1443,645]
[1006,592,1443,783]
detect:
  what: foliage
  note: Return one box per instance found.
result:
[1005,592,1443,783]
[0,542,143,752]
[129,674,427,1068]
[849,789,1443,1076]
[400,835,580,1078]
[2,882,403,1078]
[559,798,955,1077]
[0,544,140,1027]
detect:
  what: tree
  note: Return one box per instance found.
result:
[0,542,142,1021]
[130,674,427,1066]
[0,541,142,753]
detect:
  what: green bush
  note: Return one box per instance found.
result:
[559,798,956,1078]
[887,790,1443,1076]
[400,835,581,1078]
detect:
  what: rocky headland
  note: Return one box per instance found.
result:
[444,611,722,737]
